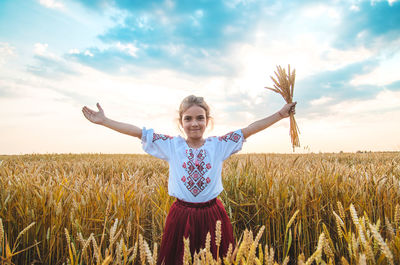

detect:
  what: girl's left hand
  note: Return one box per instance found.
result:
[278,102,297,118]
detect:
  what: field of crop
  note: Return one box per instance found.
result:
[0,152,400,264]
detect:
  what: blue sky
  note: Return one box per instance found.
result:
[0,0,399,154]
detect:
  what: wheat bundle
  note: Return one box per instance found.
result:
[265,65,300,151]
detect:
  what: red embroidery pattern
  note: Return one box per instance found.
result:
[218,132,241,143]
[152,133,173,142]
[182,149,212,197]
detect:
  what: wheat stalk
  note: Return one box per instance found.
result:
[350,204,374,262]
[215,220,222,262]
[91,234,101,264]
[265,64,300,151]
[394,204,400,227]
[385,216,395,239]
[139,234,146,265]
[333,210,345,240]
[368,223,394,265]
[267,246,274,265]
[359,254,367,265]
[183,237,191,265]
[13,222,36,252]
[247,226,265,264]
[298,253,305,265]
[128,241,138,263]
[80,232,92,259]
[15,222,35,245]
[152,242,158,265]
[337,201,346,221]
[234,231,247,263]
[282,256,290,265]
[0,218,3,250]
[223,243,233,264]
[351,233,358,257]
[286,210,299,232]
[305,233,325,265]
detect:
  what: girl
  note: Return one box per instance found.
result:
[82,95,296,264]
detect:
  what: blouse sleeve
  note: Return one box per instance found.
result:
[141,127,173,161]
[217,129,245,160]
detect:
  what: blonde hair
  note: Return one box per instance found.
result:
[178,95,213,129]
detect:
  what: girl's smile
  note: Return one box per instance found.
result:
[181,105,208,147]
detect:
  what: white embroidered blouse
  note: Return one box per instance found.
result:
[141,127,245,203]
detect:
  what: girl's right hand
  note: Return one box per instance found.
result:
[82,103,106,125]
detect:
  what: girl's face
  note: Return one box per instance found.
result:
[181,105,208,140]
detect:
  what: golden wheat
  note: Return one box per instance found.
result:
[0,218,3,251]
[368,223,394,265]
[395,204,400,227]
[1,152,400,264]
[265,64,300,151]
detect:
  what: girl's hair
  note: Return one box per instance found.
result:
[178,95,213,128]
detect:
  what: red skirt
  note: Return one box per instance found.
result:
[157,198,235,265]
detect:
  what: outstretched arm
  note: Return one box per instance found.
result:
[241,102,296,139]
[82,103,142,139]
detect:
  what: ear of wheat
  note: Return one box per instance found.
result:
[265,64,300,151]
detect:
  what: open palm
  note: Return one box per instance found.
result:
[82,103,106,125]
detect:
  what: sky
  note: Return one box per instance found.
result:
[0,0,399,155]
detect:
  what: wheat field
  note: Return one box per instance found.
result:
[0,152,400,264]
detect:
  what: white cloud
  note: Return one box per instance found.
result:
[194,9,204,18]
[33,43,61,61]
[69,48,80,54]
[223,25,240,35]
[223,0,247,9]
[0,42,14,56]
[164,43,183,56]
[33,43,63,62]
[350,51,400,86]
[310,96,334,106]
[298,90,400,152]
[164,0,175,9]
[371,0,399,6]
[329,89,400,115]
[38,0,64,10]
[190,9,204,27]
[228,32,373,86]
[34,43,49,56]
[350,5,360,11]
[302,4,341,20]
[0,42,15,65]
[116,42,139,57]
[323,46,373,68]
[200,49,209,57]
[136,16,153,30]
[84,50,94,57]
